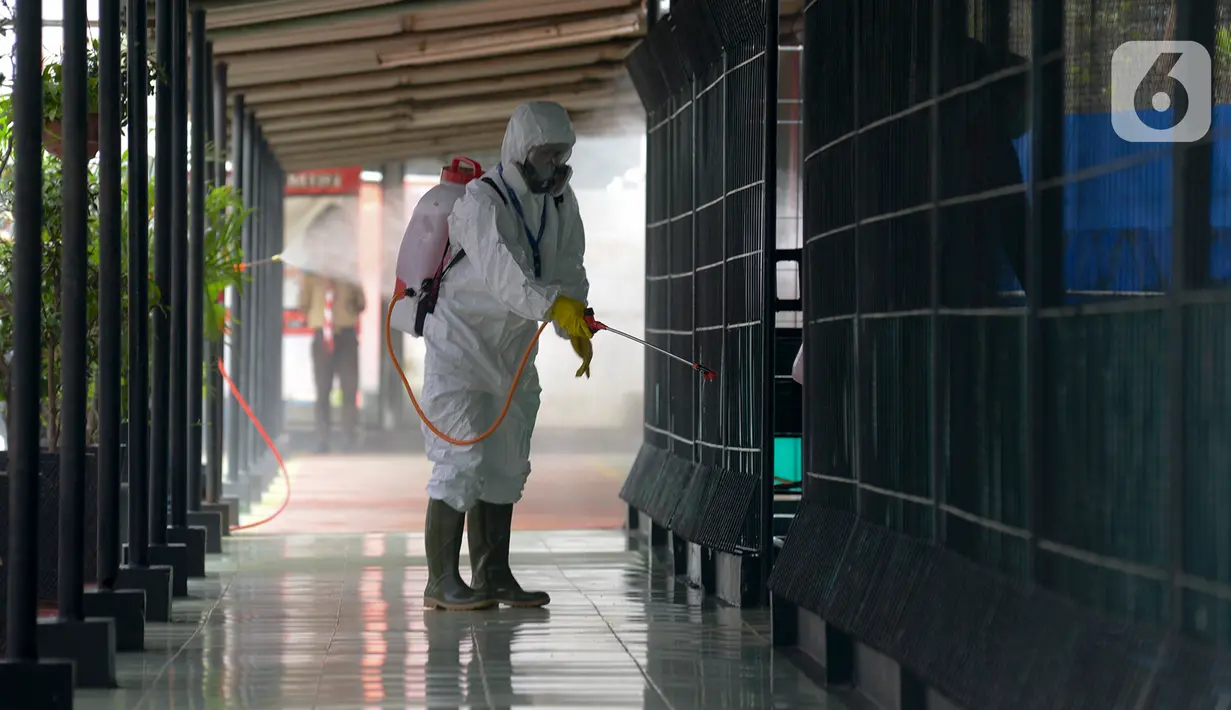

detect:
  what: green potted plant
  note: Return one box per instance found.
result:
[202,179,249,344]
[42,38,160,158]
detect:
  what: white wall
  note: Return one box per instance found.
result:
[535,180,646,429]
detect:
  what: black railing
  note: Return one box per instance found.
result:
[626,0,797,599]
[1,0,287,695]
[766,0,1231,704]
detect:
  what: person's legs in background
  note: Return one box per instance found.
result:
[311,328,336,453]
[334,326,360,450]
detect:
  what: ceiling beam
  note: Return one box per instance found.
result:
[270,108,644,164]
[226,41,634,102]
[217,9,642,87]
[206,0,639,54]
[204,0,478,39]
[282,130,511,170]
[273,121,515,159]
[248,63,628,120]
[201,0,396,27]
[256,80,628,135]
[264,91,639,147]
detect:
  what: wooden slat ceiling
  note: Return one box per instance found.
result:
[186,0,647,170]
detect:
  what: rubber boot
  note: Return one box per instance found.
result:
[468,501,550,608]
[423,499,495,611]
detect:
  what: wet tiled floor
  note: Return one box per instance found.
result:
[244,453,631,534]
[76,529,844,709]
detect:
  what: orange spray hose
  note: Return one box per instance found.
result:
[384,295,549,445]
[216,356,292,532]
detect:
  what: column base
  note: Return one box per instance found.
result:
[187,510,224,553]
[36,616,117,688]
[0,659,74,709]
[114,564,174,622]
[126,543,189,598]
[165,526,207,577]
[201,499,237,537]
[82,588,146,652]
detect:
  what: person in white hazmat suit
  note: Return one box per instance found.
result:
[420,101,594,611]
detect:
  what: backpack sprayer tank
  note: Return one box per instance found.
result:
[389,157,482,337]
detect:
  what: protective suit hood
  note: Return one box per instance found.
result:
[500,102,576,194]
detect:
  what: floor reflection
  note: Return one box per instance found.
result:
[76,530,845,709]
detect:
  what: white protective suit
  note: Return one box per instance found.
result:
[422,102,589,512]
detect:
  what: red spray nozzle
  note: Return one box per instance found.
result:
[700,368,718,381]
[583,308,607,333]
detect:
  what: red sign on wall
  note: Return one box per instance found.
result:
[284,167,363,196]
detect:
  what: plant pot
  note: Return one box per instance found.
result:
[42,113,101,158]
[0,449,101,605]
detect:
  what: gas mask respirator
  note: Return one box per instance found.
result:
[517,143,573,197]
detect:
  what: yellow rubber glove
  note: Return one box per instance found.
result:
[570,335,593,378]
[546,295,592,340]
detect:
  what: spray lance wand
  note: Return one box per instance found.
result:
[583,308,717,381]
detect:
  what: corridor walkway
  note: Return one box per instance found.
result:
[75,530,843,709]
[245,452,633,534]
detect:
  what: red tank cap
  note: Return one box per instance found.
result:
[442,157,482,184]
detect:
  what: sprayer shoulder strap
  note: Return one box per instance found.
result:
[442,248,466,275]
[481,175,565,209]
[437,180,514,276]
[430,176,507,276]
[481,176,507,206]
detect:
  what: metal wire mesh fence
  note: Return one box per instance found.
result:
[624,0,789,565]
[798,0,1231,648]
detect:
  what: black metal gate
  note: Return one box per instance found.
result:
[622,0,791,594]
[768,0,1231,704]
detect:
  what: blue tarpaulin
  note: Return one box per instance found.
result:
[1000,105,1231,293]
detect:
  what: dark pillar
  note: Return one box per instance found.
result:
[150,0,174,547]
[56,0,90,625]
[265,151,275,441]
[1166,0,1217,629]
[227,97,247,489]
[757,0,780,603]
[182,7,225,552]
[207,59,228,509]
[169,0,189,529]
[0,12,75,707]
[212,61,227,188]
[123,0,151,569]
[274,165,285,441]
[242,133,255,470]
[265,151,275,443]
[238,113,256,475]
[242,128,260,470]
[147,0,192,594]
[95,0,124,589]
[84,0,147,650]
[247,139,262,468]
[188,7,207,514]
[4,0,45,665]
[1024,0,1065,582]
[116,0,174,622]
